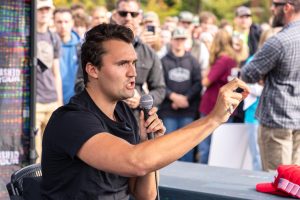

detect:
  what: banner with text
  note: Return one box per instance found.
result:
[0,0,32,166]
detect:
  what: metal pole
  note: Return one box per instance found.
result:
[29,0,38,164]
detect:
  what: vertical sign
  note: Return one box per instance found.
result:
[0,0,32,166]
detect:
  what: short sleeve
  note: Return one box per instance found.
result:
[47,110,105,159]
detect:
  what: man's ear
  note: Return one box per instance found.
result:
[85,63,99,79]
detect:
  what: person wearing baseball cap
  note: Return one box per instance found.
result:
[158,26,202,163]
[233,6,262,57]
[35,0,62,164]
[236,6,252,17]
[37,0,54,10]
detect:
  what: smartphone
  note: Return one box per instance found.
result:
[146,25,155,33]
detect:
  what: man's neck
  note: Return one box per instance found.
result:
[37,23,49,33]
[61,34,72,43]
[236,27,249,34]
[287,13,300,24]
[86,86,117,121]
[172,49,185,57]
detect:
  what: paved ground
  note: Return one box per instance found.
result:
[0,165,20,200]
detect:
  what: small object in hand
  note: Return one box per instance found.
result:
[235,87,244,93]
[147,25,155,33]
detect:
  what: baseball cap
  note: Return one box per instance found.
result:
[256,165,300,198]
[172,27,188,39]
[235,6,252,17]
[37,0,54,10]
[179,11,193,23]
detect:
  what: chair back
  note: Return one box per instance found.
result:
[6,163,42,197]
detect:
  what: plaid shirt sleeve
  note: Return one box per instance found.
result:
[241,36,283,83]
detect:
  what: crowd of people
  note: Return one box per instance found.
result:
[36,0,300,178]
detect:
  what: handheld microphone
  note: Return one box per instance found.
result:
[139,94,154,140]
[140,94,160,200]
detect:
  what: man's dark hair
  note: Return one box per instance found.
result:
[53,7,72,17]
[81,23,134,85]
[70,3,85,11]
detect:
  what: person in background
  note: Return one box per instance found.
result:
[156,29,172,59]
[159,27,202,162]
[219,19,233,36]
[161,16,178,32]
[111,0,166,121]
[73,12,90,40]
[90,6,109,28]
[53,8,81,105]
[70,2,86,16]
[140,11,162,52]
[243,27,281,171]
[198,29,238,164]
[241,0,300,172]
[178,11,194,50]
[234,6,262,58]
[191,11,218,78]
[198,11,218,36]
[233,6,262,123]
[41,23,250,199]
[36,0,62,163]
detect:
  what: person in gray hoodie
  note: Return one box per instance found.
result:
[159,27,202,162]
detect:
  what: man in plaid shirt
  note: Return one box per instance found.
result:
[241,0,300,172]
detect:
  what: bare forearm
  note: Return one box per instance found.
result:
[131,172,158,200]
[132,115,220,173]
[52,59,63,105]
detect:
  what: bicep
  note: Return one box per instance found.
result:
[77,132,138,176]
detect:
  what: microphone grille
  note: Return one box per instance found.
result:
[140,94,153,109]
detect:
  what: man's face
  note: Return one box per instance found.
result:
[54,12,74,38]
[171,38,186,52]
[179,20,192,30]
[235,15,252,30]
[37,7,52,25]
[271,1,286,27]
[95,40,137,101]
[113,1,141,34]
[200,18,215,32]
[91,10,108,27]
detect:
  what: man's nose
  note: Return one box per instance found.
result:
[127,63,137,77]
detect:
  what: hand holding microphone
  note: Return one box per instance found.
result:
[139,94,165,140]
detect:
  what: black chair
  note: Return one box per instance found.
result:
[6,163,42,200]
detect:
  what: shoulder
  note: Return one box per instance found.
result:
[135,38,158,59]
[250,24,262,35]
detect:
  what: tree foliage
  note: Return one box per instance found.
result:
[201,0,249,21]
[53,0,271,23]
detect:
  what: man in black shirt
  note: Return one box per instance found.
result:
[42,23,250,199]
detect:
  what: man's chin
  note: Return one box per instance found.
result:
[124,24,135,32]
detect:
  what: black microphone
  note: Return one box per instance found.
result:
[140,95,161,200]
[140,94,154,140]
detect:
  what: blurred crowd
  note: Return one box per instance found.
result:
[36,0,300,172]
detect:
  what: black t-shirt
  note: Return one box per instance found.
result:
[41,90,139,200]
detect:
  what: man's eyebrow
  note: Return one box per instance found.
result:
[116,59,138,65]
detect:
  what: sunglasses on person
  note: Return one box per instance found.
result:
[117,11,140,18]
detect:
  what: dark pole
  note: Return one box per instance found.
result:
[29,0,38,164]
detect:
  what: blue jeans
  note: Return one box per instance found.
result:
[163,117,194,162]
[246,123,262,171]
